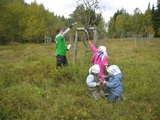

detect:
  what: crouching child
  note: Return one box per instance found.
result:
[86,64,105,100]
[102,65,124,102]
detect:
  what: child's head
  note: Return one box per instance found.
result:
[57,28,63,34]
[89,64,100,74]
[98,46,107,56]
[107,65,121,76]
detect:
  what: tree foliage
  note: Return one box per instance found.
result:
[107,2,159,38]
[70,0,104,30]
[0,0,71,44]
[152,0,160,37]
[0,0,159,44]
[69,0,107,46]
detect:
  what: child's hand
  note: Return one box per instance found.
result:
[96,82,102,86]
[88,40,91,45]
[102,81,107,85]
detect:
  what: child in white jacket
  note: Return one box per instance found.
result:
[86,64,105,100]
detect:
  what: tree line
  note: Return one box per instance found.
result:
[107,1,160,38]
[0,0,73,44]
[0,0,159,45]
[0,0,107,45]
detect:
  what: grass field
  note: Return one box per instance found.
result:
[0,38,160,120]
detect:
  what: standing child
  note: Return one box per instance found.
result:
[86,64,105,100]
[88,40,108,81]
[102,65,124,102]
[55,24,74,69]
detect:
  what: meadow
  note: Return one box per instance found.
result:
[0,38,160,120]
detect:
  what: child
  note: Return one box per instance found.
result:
[55,24,74,69]
[102,65,124,102]
[88,40,108,81]
[86,64,105,100]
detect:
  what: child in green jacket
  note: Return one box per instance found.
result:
[55,24,74,68]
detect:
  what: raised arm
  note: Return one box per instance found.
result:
[61,24,74,38]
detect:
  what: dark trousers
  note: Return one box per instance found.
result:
[56,55,68,68]
[107,93,119,102]
[107,93,124,102]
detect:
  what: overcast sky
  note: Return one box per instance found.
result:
[24,0,157,23]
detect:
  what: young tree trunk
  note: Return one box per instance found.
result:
[93,27,99,48]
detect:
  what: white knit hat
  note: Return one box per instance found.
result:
[89,64,100,74]
[107,65,121,75]
[99,46,108,56]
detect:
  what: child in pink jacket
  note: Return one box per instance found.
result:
[88,40,108,81]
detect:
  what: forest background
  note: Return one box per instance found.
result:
[0,0,160,45]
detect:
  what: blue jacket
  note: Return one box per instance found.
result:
[105,73,123,96]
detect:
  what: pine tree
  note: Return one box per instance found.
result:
[152,0,160,37]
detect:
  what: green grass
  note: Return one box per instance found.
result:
[0,38,160,120]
